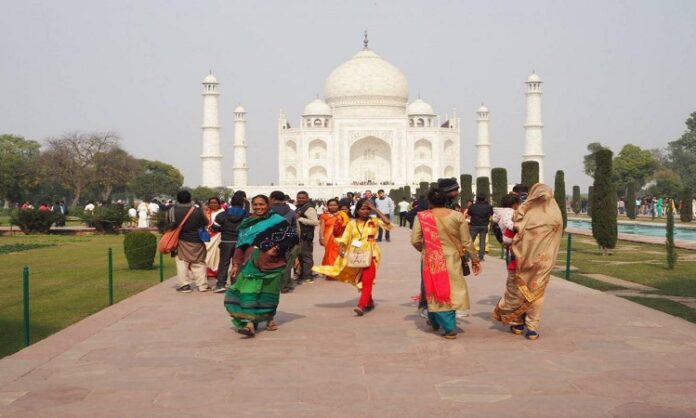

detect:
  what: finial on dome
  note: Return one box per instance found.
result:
[363,30,368,49]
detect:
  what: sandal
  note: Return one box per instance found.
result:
[443,331,457,339]
[266,321,278,331]
[237,323,255,337]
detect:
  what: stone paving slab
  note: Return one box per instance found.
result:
[1,227,696,417]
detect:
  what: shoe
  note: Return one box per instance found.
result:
[443,331,457,339]
[510,325,525,335]
[456,311,469,318]
[386,238,390,242]
[281,287,293,294]
[199,286,212,292]
[419,308,429,319]
[353,307,364,316]
[213,284,226,293]
[525,330,539,340]
[364,304,375,312]
[176,284,192,293]
[376,239,382,242]
[305,278,314,284]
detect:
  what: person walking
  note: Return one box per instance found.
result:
[437,178,461,210]
[375,189,394,242]
[270,191,300,293]
[314,199,392,316]
[411,188,481,339]
[224,195,298,337]
[397,197,410,227]
[212,191,247,293]
[204,197,225,278]
[318,198,350,268]
[492,183,563,340]
[168,190,210,293]
[295,191,319,283]
[467,194,493,261]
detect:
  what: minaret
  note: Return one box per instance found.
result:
[232,105,248,188]
[475,104,491,179]
[523,71,545,183]
[200,72,223,188]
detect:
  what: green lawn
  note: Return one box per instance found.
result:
[0,233,176,358]
[620,296,696,323]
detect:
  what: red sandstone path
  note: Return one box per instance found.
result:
[1,227,696,417]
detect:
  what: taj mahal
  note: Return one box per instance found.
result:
[199,35,545,198]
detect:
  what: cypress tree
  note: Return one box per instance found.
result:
[521,161,540,188]
[571,185,581,214]
[554,170,567,229]
[626,182,637,220]
[590,149,617,255]
[680,187,693,222]
[460,174,473,206]
[404,185,412,201]
[666,201,677,269]
[418,181,429,198]
[476,177,490,201]
[587,186,593,216]
[491,168,507,206]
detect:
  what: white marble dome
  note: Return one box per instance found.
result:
[527,72,541,82]
[234,105,246,113]
[477,104,489,113]
[203,73,218,84]
[303,98,332,115]
[324,48,409,107]
[407,99,434,115]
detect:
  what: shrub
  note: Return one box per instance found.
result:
[521,161,539,189]
[123,230,157,269]
[460,174,473,206]
[476,176,490,201]
[591,149,617,255]
[666,202,677,269]
[554,170,567,229]
[626,183,637,220]
[680,187,693,223]
[404,185,411,200]
[10,209,57,234]
[82,205,127,234]
[571,186,581,214]
[491,168,507,206]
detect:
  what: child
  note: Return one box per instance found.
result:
[492,193,521,274]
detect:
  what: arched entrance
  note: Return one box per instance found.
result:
[349,136,391,183]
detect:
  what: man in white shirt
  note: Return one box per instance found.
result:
[397,198,410,227]
[374,189,394,242]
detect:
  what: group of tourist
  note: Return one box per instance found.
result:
[164,178,562,341]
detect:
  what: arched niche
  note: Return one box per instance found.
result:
[414,138,432,160]
[414,165,433,184]
[349,136,391,183]
[308,139,327,160]
[286,166,297,181]
[308,165,327,185]
[443,139,454,155]
[286,140,297,160]
[444,165,455,178]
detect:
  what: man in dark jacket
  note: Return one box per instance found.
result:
[295,191,319,283]
[468,193,493,261]
[168,190,210,293]
[212,191,247,293]
[270,191,300,292]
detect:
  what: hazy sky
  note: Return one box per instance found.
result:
[2,0,695,189]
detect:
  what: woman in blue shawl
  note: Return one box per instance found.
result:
[224,195,299,337]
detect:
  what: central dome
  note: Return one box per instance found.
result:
[324,48,409,112]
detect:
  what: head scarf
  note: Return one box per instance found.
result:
[511,183,563,302]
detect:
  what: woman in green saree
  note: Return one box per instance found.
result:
[224,195,299,337]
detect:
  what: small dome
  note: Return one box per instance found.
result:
[407,99,434,115]
[477,104,488,113]
[203,73,218,84]
[234,105,246,113]
[527,72,541,82]
[324,48,409,106]
[303,98,332,116]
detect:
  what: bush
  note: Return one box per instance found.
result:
[460,174,473,206]
[10,209,57,234]
[123,230,157,269]
[491,168,507,206]
[476,176,490,201]
[521,161,539,189]
[680,187,693,223]
[591,149,617,254]
[82,205,127,234]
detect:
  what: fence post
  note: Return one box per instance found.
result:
[159,252,164,283]
[23,266,30,347]
[108,248,113,305]
[565,233,572,280]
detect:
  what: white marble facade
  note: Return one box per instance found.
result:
[277,43,460,188]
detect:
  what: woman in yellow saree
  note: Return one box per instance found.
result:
[492,183,563,340]
[318,198,350,268]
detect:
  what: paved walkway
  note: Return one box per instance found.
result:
[1,228,696,417]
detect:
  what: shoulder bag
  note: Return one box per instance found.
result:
[159,206,195,254]
[346,221,373,268]
[437,215,472,276]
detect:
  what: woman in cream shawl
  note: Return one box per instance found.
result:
[492,183,563,340]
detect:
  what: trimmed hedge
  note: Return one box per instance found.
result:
[521,161,539,188]
[491,168,507,206]
[10,209,57,234]
[123,230,157,270]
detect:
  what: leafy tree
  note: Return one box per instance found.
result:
[41,132,120,207]
[591,149,617,255]
[0,134,41,205]
[190,186,219,203]
[521,161,539,188]
[680,187,693,223]
[626,182,637,220]
[491,168,507,206]
[460,175,473,205]
[93,147,139,202]
[554,170,567,229]
[668,111,696,190]
[583,142,610,177]
[647,169,682,198]
[571,186,581,214]
[666,201,677,269]
[612,144,658,193]
[129,159,184,201]
[476,176,490,201]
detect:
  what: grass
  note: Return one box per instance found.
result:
[0,233,176,359]
[0,243,53,254]
[619,296,696,324]
[564,272,625,292]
